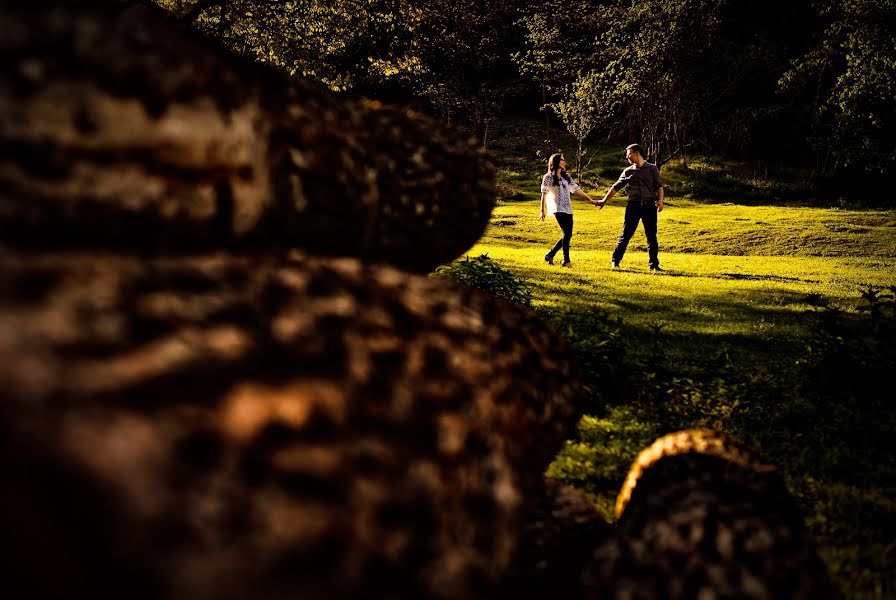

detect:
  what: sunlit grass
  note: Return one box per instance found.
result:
[475,196,895,331]
[461,182,896,599]
[476,117,896,596]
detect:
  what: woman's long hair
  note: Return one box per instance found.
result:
[547,153,572,187]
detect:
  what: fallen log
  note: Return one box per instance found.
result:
[0,0,496,272]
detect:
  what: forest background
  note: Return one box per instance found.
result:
[152,0,896,204]
[150,1,896,598]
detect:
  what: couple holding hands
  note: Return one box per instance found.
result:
[540,144,664,271]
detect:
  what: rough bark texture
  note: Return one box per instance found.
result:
[583,430,841,600]
[0,251,584,599]
[499,480,611,599]
[0,0,495,273]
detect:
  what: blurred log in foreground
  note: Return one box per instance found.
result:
[0,250,584,600]
[583,429,841,600]
[0,0,495,272]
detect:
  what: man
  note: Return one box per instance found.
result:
[594,144,665,271]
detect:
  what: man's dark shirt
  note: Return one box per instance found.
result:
[612,162,663,202]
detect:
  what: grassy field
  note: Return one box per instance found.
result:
[455,121,896,598]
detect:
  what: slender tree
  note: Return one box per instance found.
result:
[550,71,605,179]
[513,0,605,156]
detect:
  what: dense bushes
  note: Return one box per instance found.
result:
[548,284,896,597]
[434,250,895,594]
[432,254,533,308]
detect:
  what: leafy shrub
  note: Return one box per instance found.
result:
[547,408,662,496]
[432,254,533,307]
[789,289,896,479]
[528,265,894,597]
[541,309,627,407]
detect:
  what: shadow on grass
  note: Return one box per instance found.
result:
[537,283,896,599]
[643,269,820,284]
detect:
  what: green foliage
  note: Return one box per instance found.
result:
[432,254,533,308]
[548,71,608,177]
[541,308,627,405]
[488,114,896,208]
[154,0,416,89]
[154,0,523,142]
[154,1,894,201]
[408,1,523,141]
[781,0,896,176]
[547,409,662,500]
[516,0,811,168]
[545,282,896,597]
[511,0,602,95]
[791,292,896,476]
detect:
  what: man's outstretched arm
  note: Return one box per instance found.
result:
[597,187,617,208]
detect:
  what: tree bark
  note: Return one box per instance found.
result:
[0,0,496,273]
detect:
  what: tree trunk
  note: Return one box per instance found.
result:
[542,82,552,157]
[576,138,584,181]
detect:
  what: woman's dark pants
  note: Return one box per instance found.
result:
[612,200,659,268]
[547,212,573,263]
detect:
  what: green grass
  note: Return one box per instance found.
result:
[472,198,896,598]
[453,121,896,598]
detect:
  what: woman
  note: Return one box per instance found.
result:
[540,153,595,267]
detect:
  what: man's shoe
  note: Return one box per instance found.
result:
[610,261,620,269]
[544,253,554,265]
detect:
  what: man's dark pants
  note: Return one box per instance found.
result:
[612,200,659,268]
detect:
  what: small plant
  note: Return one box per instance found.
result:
[541,309,627,408]
[859,286,896,331]
[432,254,533,307]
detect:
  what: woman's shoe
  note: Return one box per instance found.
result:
[544,253,554,265]
[561,261,572,268]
